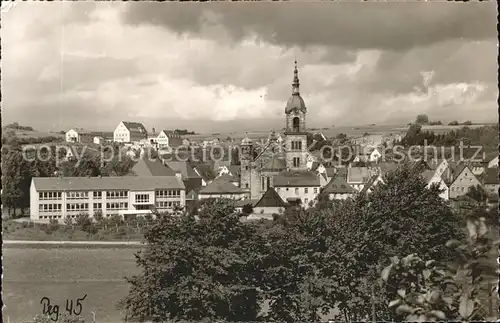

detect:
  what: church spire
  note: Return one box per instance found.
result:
[292,60,300,95]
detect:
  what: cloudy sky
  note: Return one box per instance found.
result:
[2,2,497,133]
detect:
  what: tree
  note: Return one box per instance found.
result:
[466,185,488,206]
[381,214,499,321]
[462,120,473,125]
[328,162,464,320]
[448,121,459,126]
[262,208,338,322]
[241,203,254,215]
[120,198,265,322]
[416,115,429,125]
[1,146,25,216]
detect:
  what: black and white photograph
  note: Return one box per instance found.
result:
[1,1,499,322]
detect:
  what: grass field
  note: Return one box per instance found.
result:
[3,129,65,139]
[3,247,142,322]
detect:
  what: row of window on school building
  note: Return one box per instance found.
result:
[38,190,182,200]
[37,200,182,220]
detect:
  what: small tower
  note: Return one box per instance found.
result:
[240,134,253,191]
[284,60,308,171]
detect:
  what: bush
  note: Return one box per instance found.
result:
[242,204,254,215]
[448,121,459,126]
[64,216,73,226]
[48,219,60,232]
[462,120,472,125]
[93,210,103,223]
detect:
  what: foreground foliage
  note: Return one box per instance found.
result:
[122,163,493,322]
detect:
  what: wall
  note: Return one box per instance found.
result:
[275,186,320,209]
[113,122,130,143]
[449,168,481,199]
[285,134,308,170]
[65,130,78,143]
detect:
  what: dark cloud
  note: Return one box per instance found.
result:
[123,2,496,51]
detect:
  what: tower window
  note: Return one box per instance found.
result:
[292,117,300,132]
[293,157,300,167]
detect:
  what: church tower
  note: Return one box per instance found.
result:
[239,134,253,192]
[284,61,308,171]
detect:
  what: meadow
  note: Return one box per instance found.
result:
[3,246,339,322]
[3,247,142,322]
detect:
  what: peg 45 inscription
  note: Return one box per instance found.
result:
[40,294,87,322]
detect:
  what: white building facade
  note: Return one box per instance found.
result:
[30,176,185,222]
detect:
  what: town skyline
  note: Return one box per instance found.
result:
[2,2,497,133]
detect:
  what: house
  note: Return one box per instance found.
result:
[421,170,449,200]
[131,157,175,177]
[321,174,356,200]
[272,171,321,209]
[347,167,372,191]
[65,128,93,144]
[448,164,482,199]
[368,148,382,162]
[191,162,216,187]
[156,130,183,151]
[246,187,287,219]
[93,136,104,145]
[164,161,203,192]
[198,176,248,200]
[30,175,186,222]
[482,168,499,195]
[113,121,148,143]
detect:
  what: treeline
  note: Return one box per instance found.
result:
[415,114,473,126]
[174,129,197,135]
[118,164,498,322]
[3,122,34,131]
[1,143,135,216]
[398,124,497,152]
[1,134,64,145]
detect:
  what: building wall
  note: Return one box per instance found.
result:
[274,186,320,209]
[434,160,449,178]
[113,122,130,143]
[250,166,261,200]
[156,131,171,148]
[30,185,185,223]
[285,133,308,170]
[449,167,481,199]
[285,111,306,132]
[66,129,79,143]
[328,192,354,200]
[252,206,283,216]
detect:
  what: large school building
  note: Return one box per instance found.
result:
[30,175,186,222]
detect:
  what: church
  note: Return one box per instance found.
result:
[239,61,321,207]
